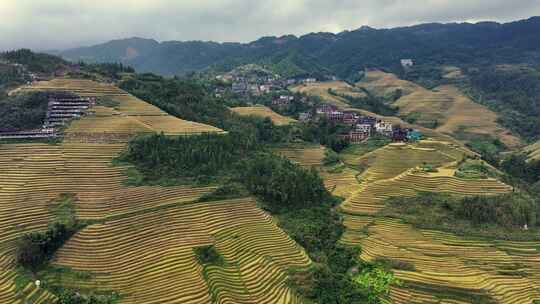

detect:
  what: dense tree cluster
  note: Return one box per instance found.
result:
[56,290,120,304]
[383,192,539,240]
[61,18,540,79]
[0,92,49,132]
[119,133,260,183]
[17,222,78,271]
[80,62,134,80]
[467,66,540,141]
[193,245,224,266]
[0,63,28,94]
[501,154,540,187]
[1,49,68,73]
[457,194,538,228]
[239,153,330,211]
[301,117,350,153]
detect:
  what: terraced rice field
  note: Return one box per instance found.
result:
[395,85,521,148]
[273,145,361,199]
[21,79,224,142]
[525,141,540,161]
[343,217,540,304]
[289,81,354,108]
[53,198,309,304]
[337,138,540,303]
[274,145,359,202]
[356,70,422,99]
[19,79,127,97]
[273,145,326,167]
[0,79,307,304]
[354,71,521,148]
[231,106,297,126]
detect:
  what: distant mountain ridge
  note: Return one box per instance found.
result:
[55,17,540,77]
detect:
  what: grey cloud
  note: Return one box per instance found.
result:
[1,0,539,51]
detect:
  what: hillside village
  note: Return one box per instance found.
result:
[212,64,423,145]
[306,103,422,143]
[215,64,319,96]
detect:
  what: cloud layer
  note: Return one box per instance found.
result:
[1,0,539,50]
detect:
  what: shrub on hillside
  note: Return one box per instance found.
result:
[194,245,224,266]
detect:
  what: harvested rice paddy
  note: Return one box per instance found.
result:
[231,106,297,126]
[337,139,539,303]
[395,85,521,148]
[356,70,422,99]
[289,81,356,108]
[0,79,307,304]
[354,71,521,148]
[275,138,538,303]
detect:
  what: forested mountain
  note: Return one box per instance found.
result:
[56,17,540,77]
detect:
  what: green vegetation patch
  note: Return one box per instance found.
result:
[0,92,49,132]
[380,192,540,241]
[117,132,261,185]
[372,257,415,272]
[455,158,498,180]
[2,49,68,73]
[96,97,120,108]
[49,193,78,227]
[194,245,225,266]
[196,183,248,202]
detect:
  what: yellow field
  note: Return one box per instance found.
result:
[343,216,540,304]
[274,138,538,303]
[353,71,521,148]
[336,139,540,303]
[19,78,127,97]
[0,79,308,304]
[273,144,326,167]
[231,106,297,126]
[525,141,540,161]
[395,85,521,148]
[289,81,356,108]
[53,198,309,304]
[20,78,224,142]
[356,70,422,99]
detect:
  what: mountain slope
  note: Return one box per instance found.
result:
[58,37,160,64]
[56,17,540,77]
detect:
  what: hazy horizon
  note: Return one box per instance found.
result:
[1,0,540,51]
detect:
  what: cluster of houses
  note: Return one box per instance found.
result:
[229,76,319,96]
[301,104,422,144]
[271,94,297,106]
[0,92,95,139]
[215,70,320,97]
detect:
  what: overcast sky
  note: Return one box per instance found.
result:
[1,0,540,51]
